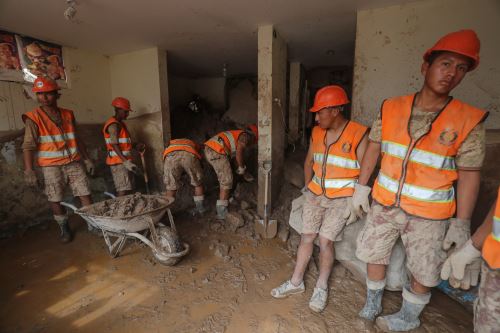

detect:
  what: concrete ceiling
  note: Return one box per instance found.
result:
[0,0,419,77]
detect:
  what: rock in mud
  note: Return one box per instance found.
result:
[226,212,245,231]
[213,242,230,258]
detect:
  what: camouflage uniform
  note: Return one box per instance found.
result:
[107,122,134,192]
[357,106,486,287]
[474,262,500,333]
[163,151,203,191]
[204,146,233,190]
[110,164,134,192]
[356,202,448,287]
[302,191,348,241]
[42,161,91,202]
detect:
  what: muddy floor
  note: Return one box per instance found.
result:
[0,210,472,333]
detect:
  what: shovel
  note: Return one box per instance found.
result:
[255,161,278,239]
[139,148,150,194]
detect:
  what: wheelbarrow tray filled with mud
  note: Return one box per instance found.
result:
[62,194,189,266]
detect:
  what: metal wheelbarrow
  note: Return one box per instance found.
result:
[61,194,190,266]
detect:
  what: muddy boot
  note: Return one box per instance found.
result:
[54,215,72,243]
[376,287,430,332]
[359,278,385,321]
[216,200,228,220]
[190,195,207,216]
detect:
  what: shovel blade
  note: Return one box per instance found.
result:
[254,219,278,239]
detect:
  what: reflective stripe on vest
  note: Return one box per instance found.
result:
[311,175,356,190]
[376,172,455,203]
[103,117,133,165]
[22,108,81,166]
[372,94,487,220]
[163,139,201,159]
[313,153,360,170]
[307,122,367,199]
[381,141,456,170]
[482,187,500,269]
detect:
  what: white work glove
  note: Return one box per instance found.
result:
[123,160,139,174]
[342,197,361,225]
[441,239,481,290]
[236,165,246,175]
[83,159,95,176]
[352,183,371,216]
[443,218,471,251]
[24,169,37,187]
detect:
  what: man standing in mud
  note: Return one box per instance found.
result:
[353,30,487,331]
[22,76,95,243]
[271,85,368,313]
[204,124,258,220]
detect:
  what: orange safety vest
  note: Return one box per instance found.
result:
[482,187,500,270]
[204,130,244,156]
[103,117,132,165]
[22,107,81,167]
[307,121,368,199]
[372,94,487,220]
[163,139,201,159]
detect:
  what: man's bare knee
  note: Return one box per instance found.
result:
[318,236,333,251]
[300,233,317,245]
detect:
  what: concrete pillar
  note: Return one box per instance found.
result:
[257,25,287,216]
[288,62,303,144]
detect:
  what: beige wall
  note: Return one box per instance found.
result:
[352,0,500,129]
[0,47,111,131]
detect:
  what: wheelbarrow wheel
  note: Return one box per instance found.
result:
[153,226,185,266]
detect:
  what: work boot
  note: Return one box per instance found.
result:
[359,278,385,321]
[54,215,72,243]
[216,200,229,220]
[190,196,207,216]
[375,287,430,332]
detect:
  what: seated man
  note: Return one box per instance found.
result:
[271,85,368,313]
[163,138,205,215]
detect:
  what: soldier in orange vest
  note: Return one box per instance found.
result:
[22,77,95,243]
[271,85,368,313]
[163,138,205,215]
[441,187,499,332]
[103,97,144,196]
[353,30,487,331]
[204,125,258,219]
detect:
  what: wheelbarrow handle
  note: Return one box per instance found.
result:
[60,201,79,212]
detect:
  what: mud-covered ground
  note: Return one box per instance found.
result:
[0,197,473,333]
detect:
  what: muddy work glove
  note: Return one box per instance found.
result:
[352,184,371,216]
[342,197,361,225]
[83,159,95,176]
[123,160,139,174]
[441,239,481,290]
[443,218,470,251]
[24,169,37,187]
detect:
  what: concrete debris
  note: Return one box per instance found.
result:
[213,242,230,258]
[225,212,245,231]
[254,272,267,281]
[90,193,161,218]
[277,223,290,242]
[240,200,250,210]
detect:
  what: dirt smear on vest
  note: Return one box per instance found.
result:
[0,199,472,332]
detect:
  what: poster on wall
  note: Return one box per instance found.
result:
[0,30,22,81]
[16,35,67,85]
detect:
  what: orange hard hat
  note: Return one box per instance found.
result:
[32,76,59,93]
[111,97,132,111]
[423,29,480,71]
[309,85,349,112]
[246,124,258,141]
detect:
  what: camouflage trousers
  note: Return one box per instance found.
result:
[204,147,232,190]
[356,202,448,287]
[163,151,203,191]
[110,163,134,192]
[302,191,348,241]
[42,161,91,202]
[474,262,500,333]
